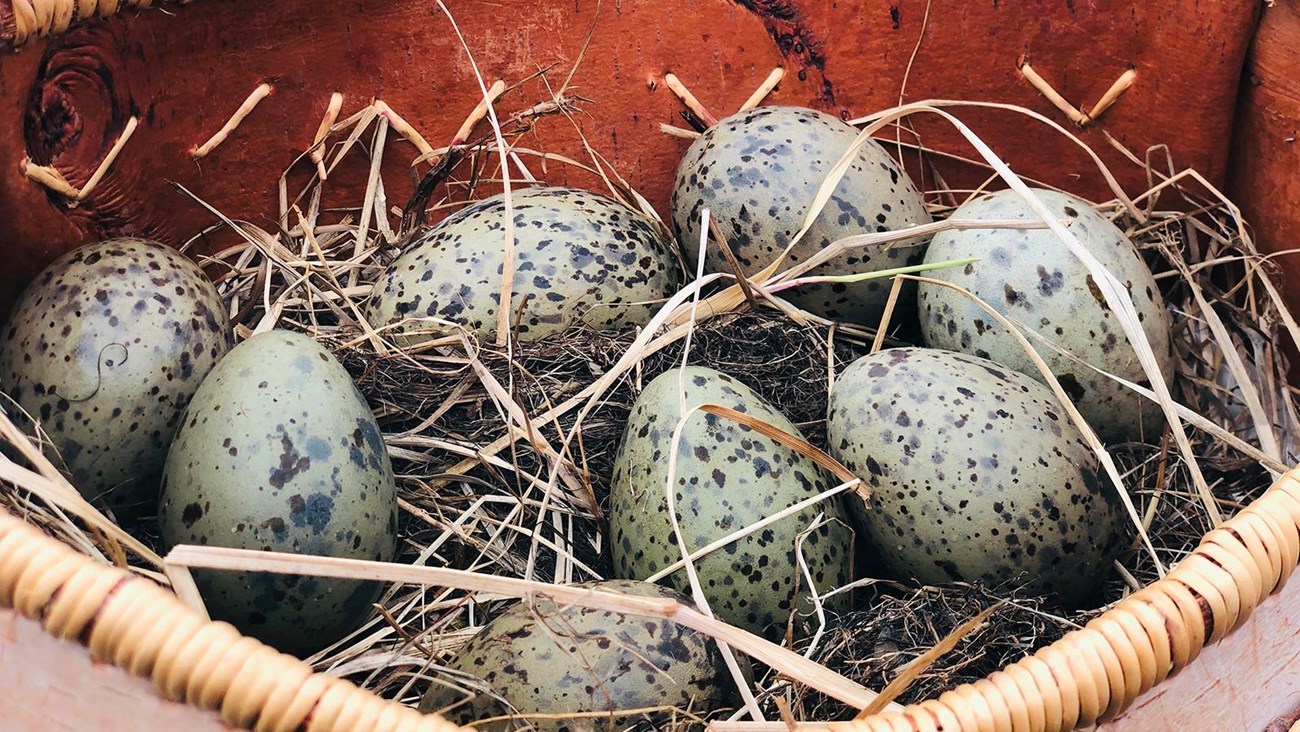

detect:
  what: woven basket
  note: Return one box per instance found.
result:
[4,467,1300,731]
[3,3,1299,731]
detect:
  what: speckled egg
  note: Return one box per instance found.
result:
[158,330,398,656]
[367,186,683,345]
[672,105,933,325]
[918,188,1173,442]
[610,366,853,641]
[0,238,232,521]
[419,580,722,731]
[827,348,1127,607]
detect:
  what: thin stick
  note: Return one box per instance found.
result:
[709,216,759,310]
[374,99,435,158]
[664,73,719,126]
[454,79,507,145]
[739,67,784,111]
[1018,60,1088,126]
[77,115,137,200]
[163,565,210,620]
[191,82,274,158]
[1087,68,1137,122]
[164,544,894,712]
[871,276,907,354]
[854,601,1005,718]
[21,160,79,198]
[351,115,388,286]
[659,123,702,139]
[310,92,343,179]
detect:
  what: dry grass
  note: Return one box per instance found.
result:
[0,45,1296,730]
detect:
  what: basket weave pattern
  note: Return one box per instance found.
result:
[4,469,1300,730]
[0,508,466,732]
[840,469,1300,731]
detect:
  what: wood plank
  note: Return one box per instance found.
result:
[1091,571,1300,732]
[0,608,235,732]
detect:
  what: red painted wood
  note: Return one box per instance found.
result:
[1228,2,1300,375]
[0,1,1262,317]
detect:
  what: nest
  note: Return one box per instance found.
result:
[2,55,1298,729]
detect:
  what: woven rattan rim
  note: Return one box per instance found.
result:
[842,468,1300,731]
[3,0,181,48]
[0,508,466,732]
[3,468,1299,730]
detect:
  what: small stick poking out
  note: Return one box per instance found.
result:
[374,99,435,159]
[664,73,719,127]
[191,82,274,159]
[77,115,138,200]
[310,92,343,180]
[1087,68,1137,122]
[659,123,702,140]
[21,160,79,198]
[453,79,507,145]
[1019,58,1136,128]
[1018,60,1087,126]
[739,67,785,111]
[21,115,139,201]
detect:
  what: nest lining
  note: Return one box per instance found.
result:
[1,66,1296,728]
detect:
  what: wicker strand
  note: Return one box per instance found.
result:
[6,0,179,48]
[845,468,1300,731]
[0,509,465,732]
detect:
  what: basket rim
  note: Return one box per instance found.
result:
[2,465,1298,731]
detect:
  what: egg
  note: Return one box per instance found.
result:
[419,580,723,731]
[366,186,683,345]
[917,188,1173,442]
[671,105,933,326]
[0,238,232,521]
[158,330,398,656]
[827,348,1127,607]
[610,366,853,641]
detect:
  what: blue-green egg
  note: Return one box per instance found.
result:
[158,330,397,656]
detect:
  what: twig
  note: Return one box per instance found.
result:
[310,92,344,179]
[77,116,138,200]
[21,116,139,201]
[1018,59,1088,125]
[660,123,702,139]
[374,99,435,159]
[664,73,719,126]
[739,67,784,111]
[191,82,274,159]
[1088,68,1137,121]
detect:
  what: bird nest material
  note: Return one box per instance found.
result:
[1,59,1297,730]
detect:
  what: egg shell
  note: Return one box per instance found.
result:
[671,105,933,326]
[827,347,1127,607]
[0,238,232,521]
[158,330,398,656]
[419,580,723,731]
[917,188,1173,442]
[366,186,683,345]
[610,366,853,641]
